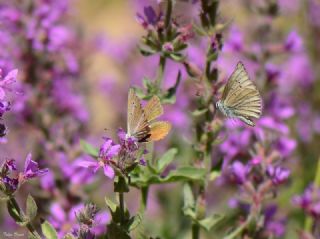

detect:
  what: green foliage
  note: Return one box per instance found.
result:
[198,214,225,231]
[105,197,118,213]
[7,198,24,225]
[41,220,58,239]
[131,166,207,187]
[162,71,181,104]
[80,140,99,158]
[26,195,37,221]
[105,195,143,238]
[107,222,131,239]
[156,148,178,172]
[114,176,130,193]
[128,214,142,232]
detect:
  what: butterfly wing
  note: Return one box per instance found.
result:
[220,62,262,125]
[148,121,171,141]
[128,90,171,142]
[144,95,163,122]
[127,89,150,140]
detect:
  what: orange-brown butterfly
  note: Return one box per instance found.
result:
[127,89,171,142]
[216,62,262,126]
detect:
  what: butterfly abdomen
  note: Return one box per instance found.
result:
[216,100,237,118]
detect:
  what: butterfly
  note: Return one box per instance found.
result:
[127,89,171,142]
[216,62,262,126]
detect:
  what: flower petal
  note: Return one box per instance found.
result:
[103,165,115,179]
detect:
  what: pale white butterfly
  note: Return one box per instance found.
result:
[216,62,262,126]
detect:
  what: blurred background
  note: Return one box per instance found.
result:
[1,0,320,238]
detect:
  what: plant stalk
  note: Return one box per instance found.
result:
[8,197,42,239]
[192,223,200,239]
[119,192,125,227]
[304,156,320,232]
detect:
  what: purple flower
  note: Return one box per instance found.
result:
[117,128,139,152]
[266,165,290,185]
[163,42,174,52]
[263,205,286,237]
[51,79,89,123]
[2,176,19,192]
[22,153,48,180]
[229,161,249,184]
[265,63,281,83]
[136,6,162,29]
[139,158,147,166]
[99,137,121,160]
[0,101,10,118]
[2,158,17,172]
[274,137,296,157]
[223,26,244,52]
[292,185,320,218]
[77,138,120,179]
[279,54,314,91]
[40,170,55,191]
[48,203,83,238]
[0,69,18,100]
[76,157,115,179]
[284,30,303,52]
[309,0,320,27]
[143,6,158,26]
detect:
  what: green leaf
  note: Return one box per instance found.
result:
[162,71,181,104]
[161,94,176,104]
[16,219,30,227]
[192,22,208,36]
[128,213,142,232]
[142,77,153,90]
[7,199,22,223]
[183,184,195,207]
[130,167,207,186]
[63,233,77,239]
[139,45,157,56]
[80,140,99,157]
[41,221,58,239]
[198,214,225,231]
[26,195,37,221]
[157,148,178,172]
[169,53,185,62]
[183,184,196,219]
[105,197,117,213]
[207,51,218,62]
[164,167,206,182]
[133,87,146,99]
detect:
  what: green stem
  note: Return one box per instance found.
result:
[156,56,166,88]
[190,2,220,238]
[119,192,125,227]
[140,186,149,213]
[8,197,42,239]
[223,216,252,239]
[164,0,173,30]
[192,223,200,239]
[304,157,320,232]
[156,0,172,89]
[314,157,320,187]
